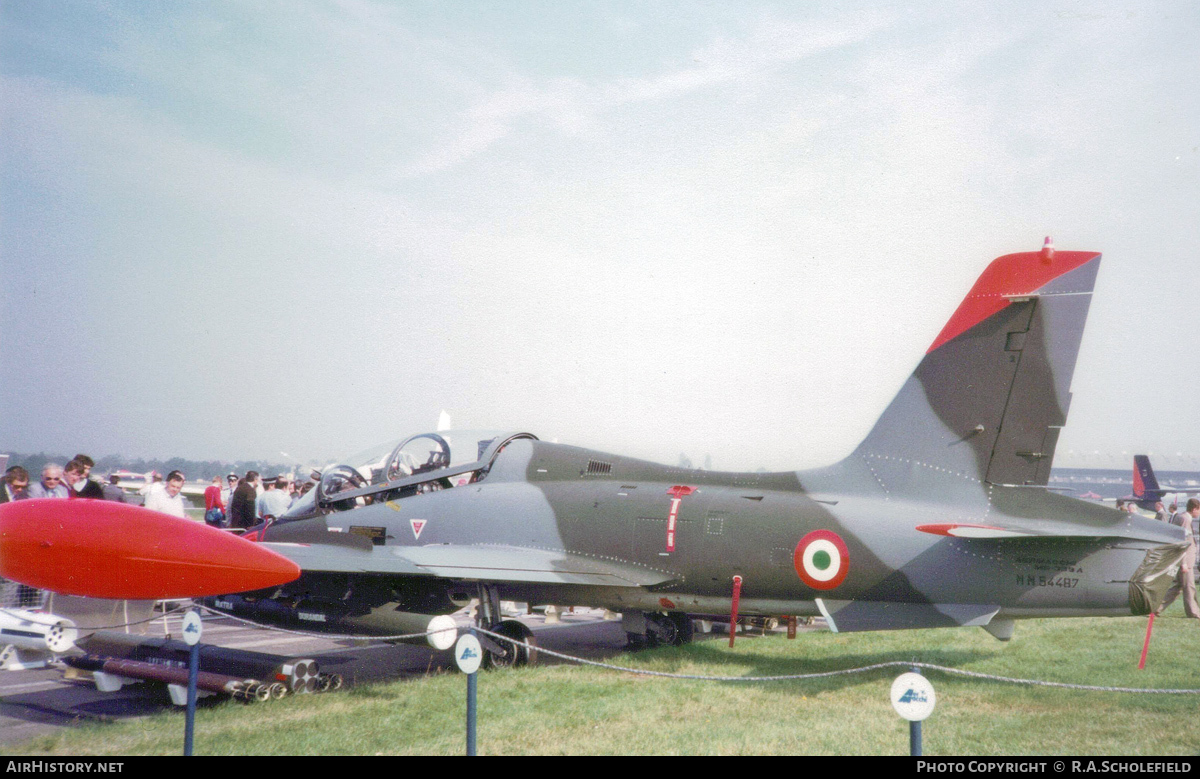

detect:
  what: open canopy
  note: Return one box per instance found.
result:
[283,430,537,519]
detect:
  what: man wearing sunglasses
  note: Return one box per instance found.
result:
[1,465,30,503]
[28,463,69,499]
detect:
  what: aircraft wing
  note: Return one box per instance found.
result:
[262,541,676,588]
[1155,484,1200,494]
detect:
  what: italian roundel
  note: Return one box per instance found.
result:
[793,530,849,590]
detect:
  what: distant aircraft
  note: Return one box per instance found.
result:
[1130,455,1169,511]
[0,240,1189,668]
[109,470,207,500]
[1127,454,1200,511]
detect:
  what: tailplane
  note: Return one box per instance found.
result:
[846,238,1101,498]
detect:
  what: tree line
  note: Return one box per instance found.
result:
[6,452,295,482]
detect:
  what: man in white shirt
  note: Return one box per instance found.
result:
[256,476,292,520]
[138,473,164,503]
[144,470,188,519]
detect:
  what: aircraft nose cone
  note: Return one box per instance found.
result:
[0,499,300,599]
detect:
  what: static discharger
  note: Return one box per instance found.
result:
[0,499,301,599]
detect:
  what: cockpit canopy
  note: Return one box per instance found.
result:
[282,430,536,519]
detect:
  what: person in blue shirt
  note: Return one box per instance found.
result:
[256,476,292,520]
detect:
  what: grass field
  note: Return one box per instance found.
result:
[11,608,1200,756]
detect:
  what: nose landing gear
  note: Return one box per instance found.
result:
[473,584,538,668]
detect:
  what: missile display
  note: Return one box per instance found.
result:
[0,608,78,654]
[64,654,286,702]
[80,631,339,694]
[0,607,79,670]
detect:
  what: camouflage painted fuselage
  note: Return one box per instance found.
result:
[216,244,1189,639]
[243,433,1181,637]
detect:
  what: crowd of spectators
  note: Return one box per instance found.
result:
[1,455,315,530]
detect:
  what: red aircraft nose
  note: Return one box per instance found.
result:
[0,499,300,599]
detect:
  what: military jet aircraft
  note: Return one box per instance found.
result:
[1,240,1188,668]
[189,239,1185,665]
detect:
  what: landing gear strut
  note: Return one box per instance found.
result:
[473,584,537,668]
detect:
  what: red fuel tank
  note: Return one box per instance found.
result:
[0,499,300,599]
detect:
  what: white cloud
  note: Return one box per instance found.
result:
[406,11,893,175]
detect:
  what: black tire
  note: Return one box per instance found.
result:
[645,612,693,647]
[649,614,678,646]
[667,612,695,645]
[484,620,536,669]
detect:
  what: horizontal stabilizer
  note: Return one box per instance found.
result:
[263,541,676,588]
[916,523,1038,539]
[915,513,1185,545]
[815,598,999,633]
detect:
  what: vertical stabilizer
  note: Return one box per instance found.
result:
[848,240,1101,498]
[1133,455,1166,509]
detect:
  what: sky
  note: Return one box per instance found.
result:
[2,1,1199,472]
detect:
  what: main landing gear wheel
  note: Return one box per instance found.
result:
[630,612,695,649]
[668,612,695,645]
[483,619,537,669]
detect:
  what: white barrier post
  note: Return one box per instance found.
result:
[890,668,935,756]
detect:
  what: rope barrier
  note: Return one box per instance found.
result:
[471,627,1200,694]
[13,600,1198,695]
